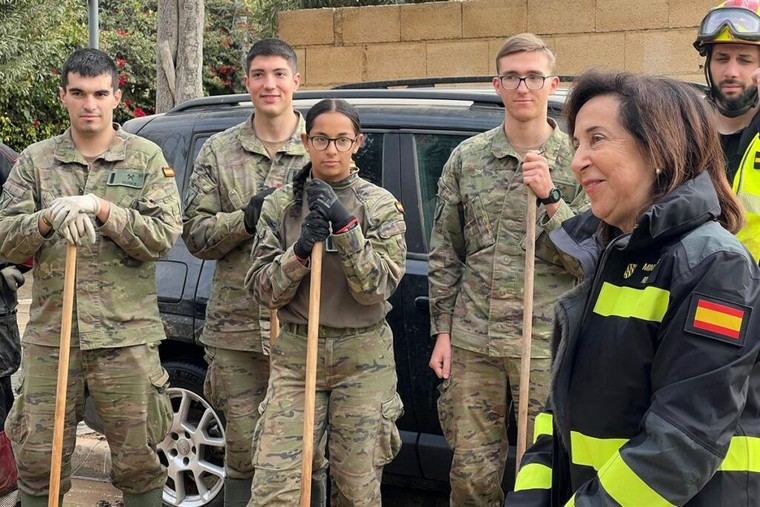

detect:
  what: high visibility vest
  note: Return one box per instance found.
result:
[734,134,760,261]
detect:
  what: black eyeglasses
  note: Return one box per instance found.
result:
[497,74,552,90]
[307,135,357,152]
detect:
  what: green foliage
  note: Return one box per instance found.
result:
[0,0,87,151]
[204,0,257,95]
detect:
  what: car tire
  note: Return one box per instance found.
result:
[159,360,226,507]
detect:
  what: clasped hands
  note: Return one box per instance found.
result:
[43,194,101,246]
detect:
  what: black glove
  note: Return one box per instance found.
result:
[294,209,330,259]
[306,179,354,230]
[243,187,276,234]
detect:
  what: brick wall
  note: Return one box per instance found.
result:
[278,0,717,87]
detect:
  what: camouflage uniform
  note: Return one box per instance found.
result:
[246,171,406,506]
[0,127,181,500]
[182,114,309,485]
[428,121,583,506]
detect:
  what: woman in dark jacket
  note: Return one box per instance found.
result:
[508,71,760,506]
[0,141,23,499]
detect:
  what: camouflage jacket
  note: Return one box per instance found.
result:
[0,127,182,350]
[246,170,406,329]
[428,121,585,358]
[182,114,308,352]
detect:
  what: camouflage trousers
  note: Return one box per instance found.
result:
[203,346,269,479]
[250,321,403,507]
[5,342,172,497]
[437,346,550,507]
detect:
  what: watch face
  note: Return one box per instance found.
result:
[549,188,561,202]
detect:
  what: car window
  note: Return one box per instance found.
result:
[413,133,470,247]
[355,132,382,187]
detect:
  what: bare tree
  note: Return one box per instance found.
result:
[156,0,204,112]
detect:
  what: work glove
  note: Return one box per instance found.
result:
[306,179,354,231]
[243,187,276,234]
[48,194,100,230]
[0,266,24,292]
[59,212,97,246]
[293,209,330,259]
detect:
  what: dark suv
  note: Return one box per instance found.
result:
[122,85,567,506]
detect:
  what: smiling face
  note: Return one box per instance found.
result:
[571,94,656,232]
[492,50,559,123]
[245,55,300,119]
[59,72,121,137]
[301,111,363,182]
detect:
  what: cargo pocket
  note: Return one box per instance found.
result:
[251,394,270,467]
[463,194,495,252]
[5,383,28,447]
[203,349,224,412]
[147,367,172,446]
[436,378,456,446]
[373,392,404,467]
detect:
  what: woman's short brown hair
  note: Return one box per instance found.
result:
[565,70,743,233]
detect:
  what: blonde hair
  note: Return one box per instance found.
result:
[495,33,555,73]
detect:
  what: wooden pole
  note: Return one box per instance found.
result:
[516,189,536,473]
[299,242,324,507]
[270,310,280,347]
[49,244,77,507]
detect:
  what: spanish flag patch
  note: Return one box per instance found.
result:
[162,166,175,178]
[685,294,750,347]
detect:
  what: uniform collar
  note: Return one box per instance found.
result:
[54,124,127,165]
[306,165,359,191]
[630,171,721,246]
[239,112,307,157]
[491,117,566,166]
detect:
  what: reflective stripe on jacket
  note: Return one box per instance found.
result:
[733,133,760,261]
[509,172,760,506]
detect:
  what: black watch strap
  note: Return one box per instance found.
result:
[536,187,562,206]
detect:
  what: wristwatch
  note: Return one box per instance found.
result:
[536,187,562,206]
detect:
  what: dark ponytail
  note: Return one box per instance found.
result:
[291,99,362,216]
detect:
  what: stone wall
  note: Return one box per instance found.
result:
[277,0,717,87]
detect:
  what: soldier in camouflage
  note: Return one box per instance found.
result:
[427,34,586,506]
[0,49,181,507]
[182,38,322,507]
[246,99,406,506]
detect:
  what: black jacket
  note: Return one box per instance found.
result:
[0,142,20,376]
[509,172,760,506]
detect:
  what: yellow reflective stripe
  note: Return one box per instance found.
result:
[570,431,628,471]
[598,451,674,506]
[565,494,576,506]
[533,412,553,443]
[514,463,552,491]
[734,136,760,260]
[719,436,760,472]
[592,282,670,322]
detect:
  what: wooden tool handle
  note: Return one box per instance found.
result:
[299,242,324,507]
[49,243,77,507]
[516,191,537,472]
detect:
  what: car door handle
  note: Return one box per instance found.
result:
[414,296,430,310]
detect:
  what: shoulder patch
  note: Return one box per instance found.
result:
[395,200,405,215]
[162,166,175,178]
[684,293,750,347]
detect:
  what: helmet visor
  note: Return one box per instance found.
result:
[697,7,760,41]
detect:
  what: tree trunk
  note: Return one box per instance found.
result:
[156,0,204,113]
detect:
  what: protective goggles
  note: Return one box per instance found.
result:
[696,7,760,42]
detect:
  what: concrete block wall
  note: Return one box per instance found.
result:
[278,0,718,87]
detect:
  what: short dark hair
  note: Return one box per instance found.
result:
[61,48,119,91]
[245,38,298,74]
[565,70,742,233]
